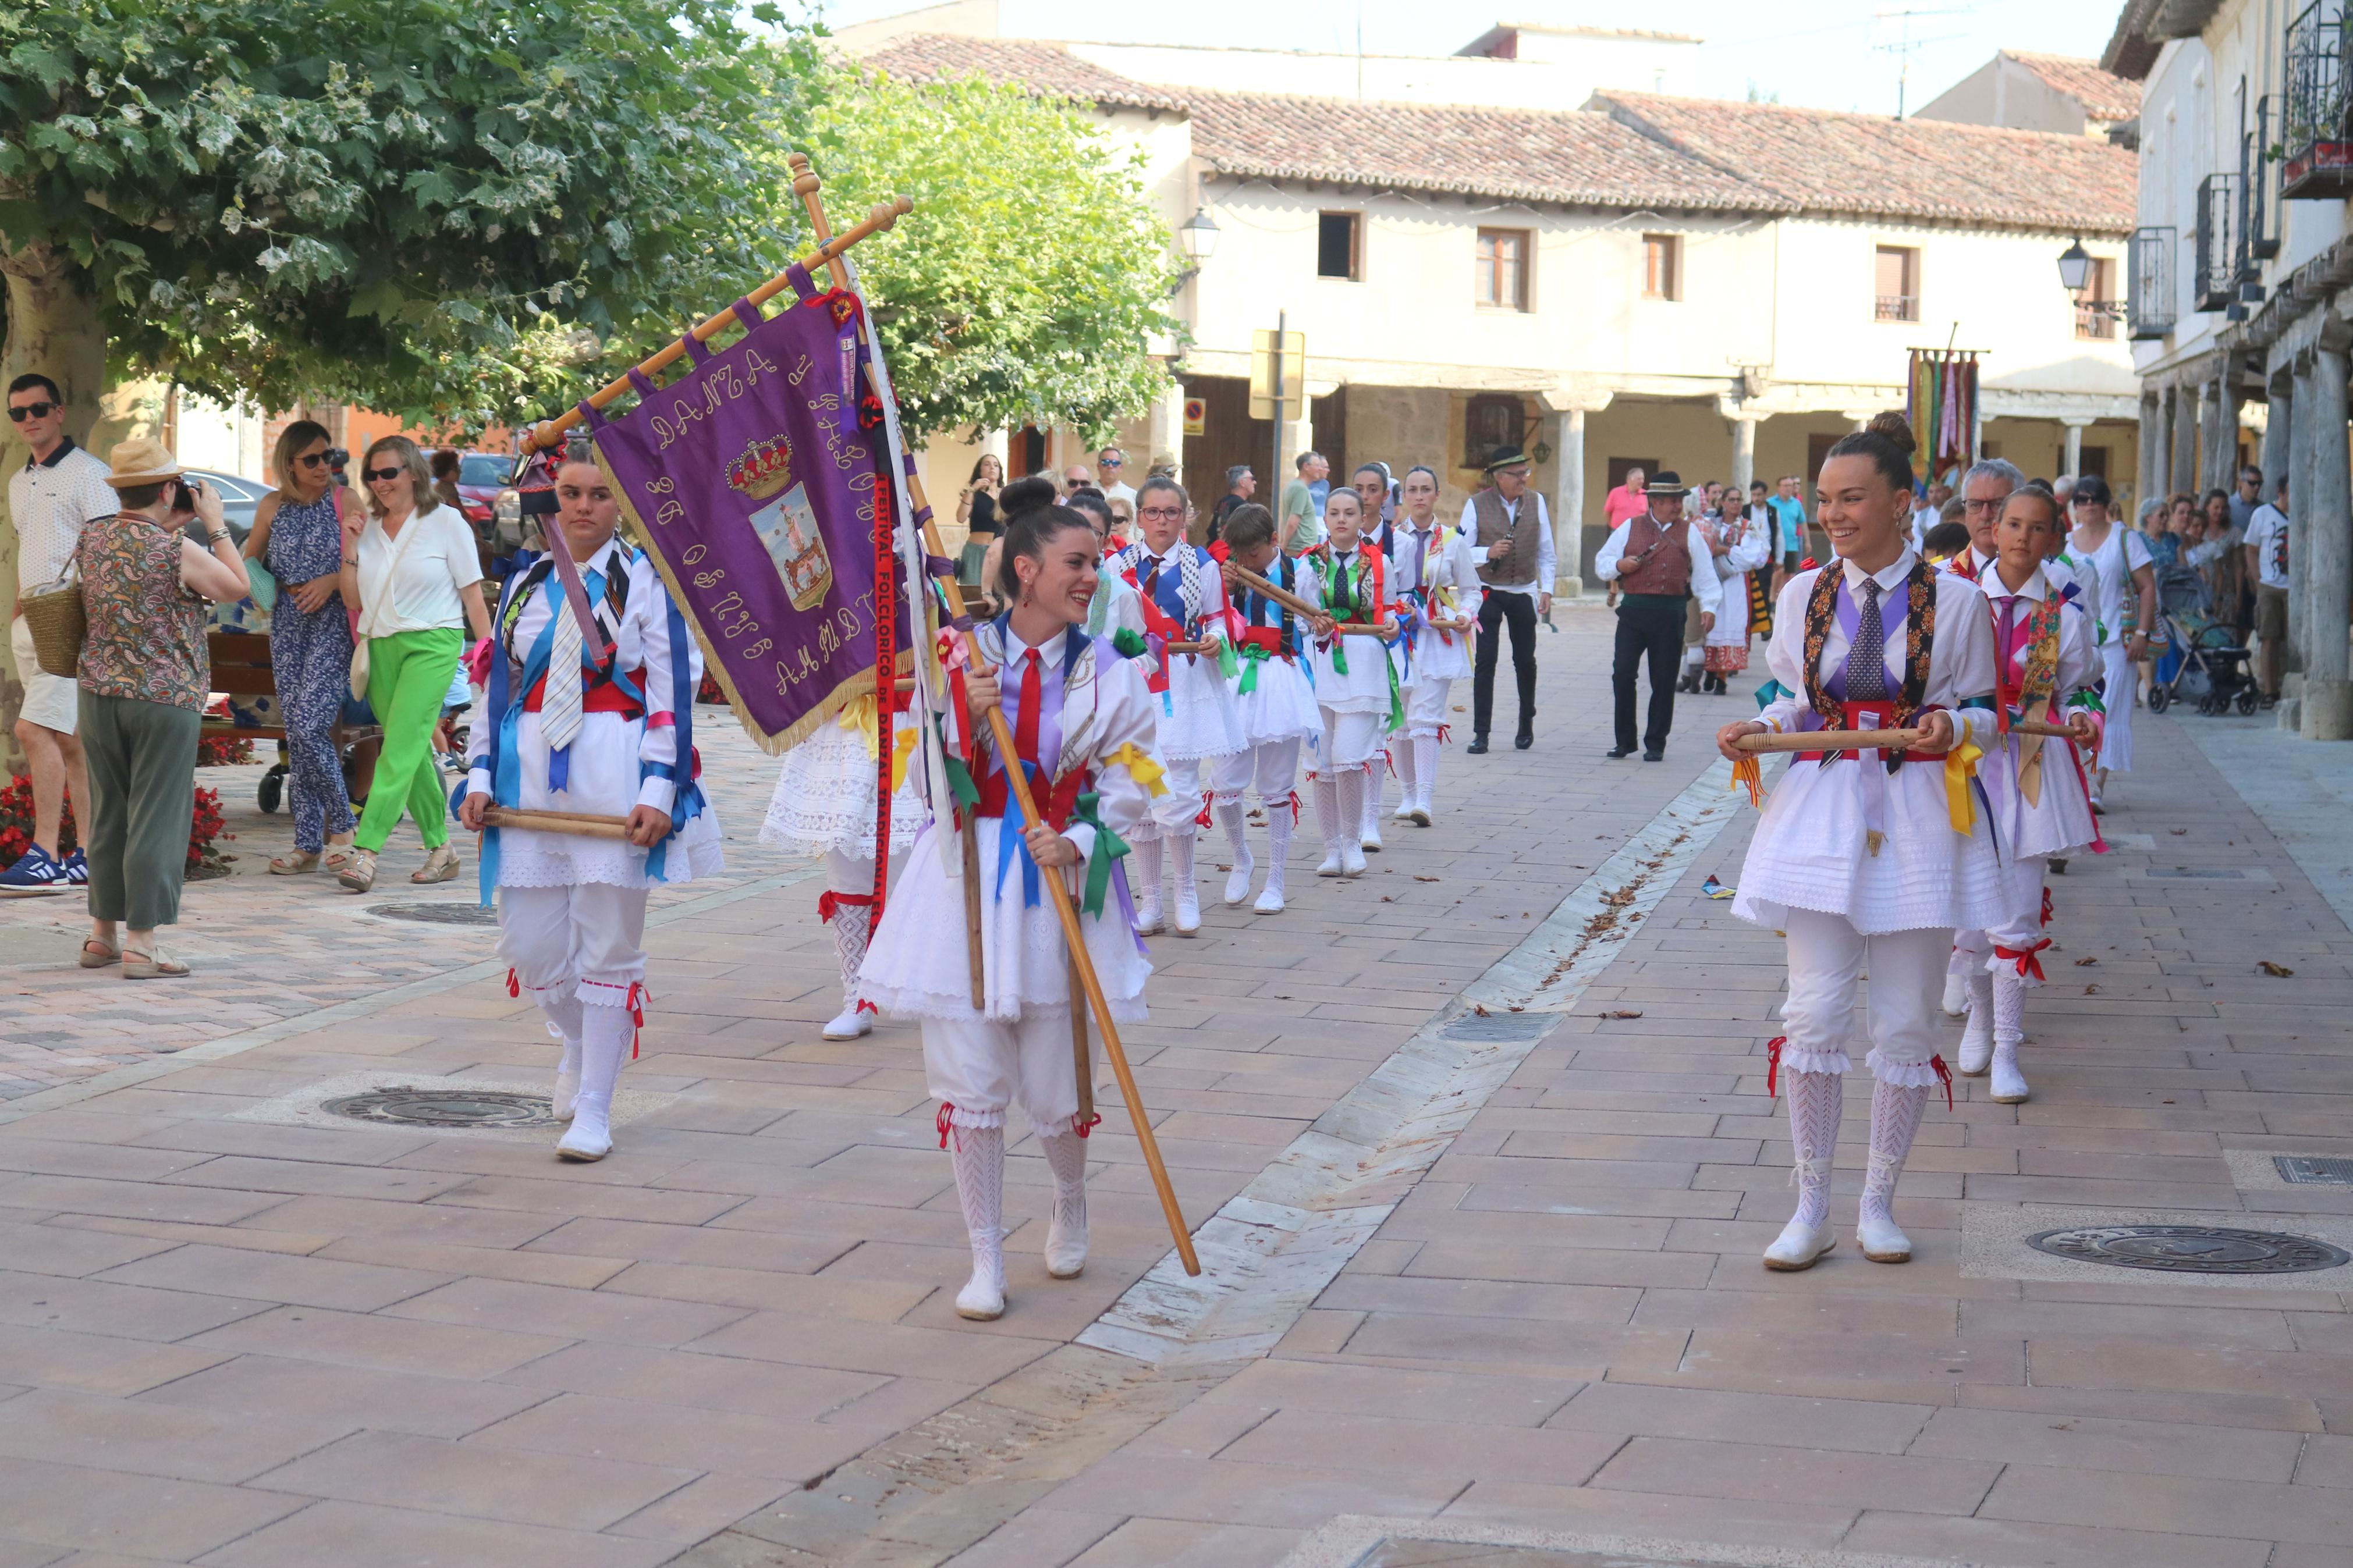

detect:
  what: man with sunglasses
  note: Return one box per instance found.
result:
[1095,446,1135,513]
[4,374,115,896]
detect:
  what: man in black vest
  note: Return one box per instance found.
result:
[1595,470,1720,760]
[1459,446,1556,752]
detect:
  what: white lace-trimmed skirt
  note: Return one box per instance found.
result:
[494,709,724,890]
[760,711,925,861]
[1732,756,2008,935]
[1233,656,1321,748]
[1152,652,1247,763]
[858,816,1152,1023]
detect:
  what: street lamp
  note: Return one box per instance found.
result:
[1177,205,1220,265]
[2056,237,2093,294]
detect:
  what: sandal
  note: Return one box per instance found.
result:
[268,850,321,875]
[122,947,190,979]
[320,842,357,872]
[79,938,120,969]
[338,848,378,893]
[411,844,460,884]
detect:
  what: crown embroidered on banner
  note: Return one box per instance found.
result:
[726,433,796,501]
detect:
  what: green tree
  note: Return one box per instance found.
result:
[0,0,822,439]
[804,66,1181,445]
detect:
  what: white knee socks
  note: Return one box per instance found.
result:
[1859,1080,1929,1232]
[1313,775,1344,875]
[558,998,631,1160]
[1035,1125,1089,1278]
[1133,835,1165,931]
[949,1121,1007,1317]
[1784,1069,1843,1228]
[1359,762,1384,848]
[535,991,584,1119]
[1259,801,1292,911]
[1957,970,1994,1075]
[1390,738,1418,818]
[1169,831,1201,933]
[1216,801,1254,905]
[1412,734,1439,817]
[1990,969,2031,1103]
[1333,769,1367,876]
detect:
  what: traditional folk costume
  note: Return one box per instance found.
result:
[1208,553,1322,912]
[758,691,925,1040]
[2068,522,2152,786]
[1593,482,1722,760]
[1731,551,2000,1269]
[1950,567,2103,1104]
[1701,510,1774,690]
[1386,516,1481,825]
[1110,537,1244,937]
[858,617,1167,1319]
[469,538,722,1161]
[1302,542,1402,878]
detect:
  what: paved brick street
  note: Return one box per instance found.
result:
[1,608,2350,1568]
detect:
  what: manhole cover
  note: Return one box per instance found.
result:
[2276,1156,2353,1186]
[2146,868,2244,879]
[2027,1225,2350,1274]
[366,901,498,926]
[324,1089,555,1129]
[1441,1011,1557,1043]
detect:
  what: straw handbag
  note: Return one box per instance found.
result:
[19,563,86,680]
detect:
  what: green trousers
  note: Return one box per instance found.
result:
[79,691,201,930]
[356,627,462,855]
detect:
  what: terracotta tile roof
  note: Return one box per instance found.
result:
[1184,90,1779,214]
[1593,92,2139,236]
[2005,50,2139,123]
[861,35,1189,113]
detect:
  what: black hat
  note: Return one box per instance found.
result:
[2070,474,2111,505]
[1482,445,1530,473]
[1646,470,1685,496]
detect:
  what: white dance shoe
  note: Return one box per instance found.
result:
[1254,874,1287,913]
[1990,1041,2031,1104]
[1392,799,1416,822]
[1173,882,1201,937]
[1134,888,1165,933]
[556,1119,612,1162]
[956,1238,1008,1320]
[1045,1208,1088,1279]
[1855,1209,1912,1263]
[1763,1213,1836,1271]
[1956,993,1993,1076]
[1223,847,1255,906]
[1340,842,1368,878]
[822,1007,872,1041]
[1941,969,1968,1016]
[1316,845,1346,877]
[551,1069,579,1123]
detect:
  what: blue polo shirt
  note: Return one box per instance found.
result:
[1766,496,1807,555]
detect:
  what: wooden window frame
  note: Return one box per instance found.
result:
[1641,233,1680,301]
[1317,210,1364,282]
[1476,227,1532,312]
[1874,244,1921,323]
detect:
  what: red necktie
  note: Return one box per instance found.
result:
[1015,648,1042,769]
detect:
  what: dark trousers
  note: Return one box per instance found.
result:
[79,691,200,930]
[1472,589,1537,734]
[1613,593,1687,752]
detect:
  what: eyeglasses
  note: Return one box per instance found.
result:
[1138,506,1184,522]
[361,466,406,484]
[1962,498,2004,514]
[294,451,332,470]
[1099,457,1123,468]
[6,401,57,422]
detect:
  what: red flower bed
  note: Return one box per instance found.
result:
[2,774,229,879]
[197,735,255,766]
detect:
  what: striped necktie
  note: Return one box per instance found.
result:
[541,570,587,754]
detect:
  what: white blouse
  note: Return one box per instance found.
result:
[356,503,482,636]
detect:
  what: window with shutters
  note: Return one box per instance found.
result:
[1476,228,1530,311]
[1875,246,1920,321]
[1641,233,1680,300]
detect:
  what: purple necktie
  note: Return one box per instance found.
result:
[1849,579,1889,701]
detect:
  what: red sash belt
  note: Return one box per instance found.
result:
[974,763,1088,830]
[522,675,645,720]
[1798,700,1949,764]
[1238,625,1291,660]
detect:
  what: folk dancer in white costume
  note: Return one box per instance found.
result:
[1949,485,2104,1105]
[462,450,722,1161]
[2062,474,2152,806]
[1698,499,1773,694]
[1385,465,1479,824]
[1302,486,1402,877]
[1209,504,1329,912]
[1109,477,1243,937]
[858,484,1169,1320]
[1717,413,2002,1271]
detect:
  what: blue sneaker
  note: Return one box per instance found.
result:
[0,844,72,897]
[62,848,87,887]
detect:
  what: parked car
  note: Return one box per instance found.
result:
[184,468,268,541]
[453,451,513,529]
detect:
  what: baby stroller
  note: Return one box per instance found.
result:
[2144,560,2256,716]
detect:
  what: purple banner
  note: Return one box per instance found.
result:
[591,287,903,753]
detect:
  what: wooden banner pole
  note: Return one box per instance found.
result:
[789,153,1198,1277]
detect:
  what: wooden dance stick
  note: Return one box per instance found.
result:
[1734,728,1933,755]
[793,154,1198,1277]
[521,197,914,453]
[2012,717,2086,739]
[1069,947,1094,1128]
[481,806,634,840]
[1229,563,1321,620]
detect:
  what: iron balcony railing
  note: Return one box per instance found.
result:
[2195,173,2240,311]
[1875,293,1919,322]
[2129,226,2177,340]
[2249,94,2282,259]
[2284,0,2353,198]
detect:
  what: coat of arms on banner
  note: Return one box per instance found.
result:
[585,289,907,753]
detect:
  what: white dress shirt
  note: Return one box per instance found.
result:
[1591,515,1724,617]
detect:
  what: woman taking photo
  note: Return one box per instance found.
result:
[336,435,491,893]
[75,440,251,977]
[956,452,1003,600]
[243,419,361,875]
[2064,474,2153,803]
[1715,412,2000,1272]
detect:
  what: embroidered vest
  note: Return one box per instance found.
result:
[1617,514,1694,597]
[1471,489,1536,587]
[1800,559,1938,732]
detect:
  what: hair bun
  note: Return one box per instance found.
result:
[1865,411,1917,455]
[996,476,1059,521]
